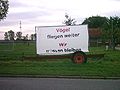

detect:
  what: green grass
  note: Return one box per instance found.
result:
[0,42,14,51]
[0,58,120,77]
[0,42,36,60]
[0,42,120,77]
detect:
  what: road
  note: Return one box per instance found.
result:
[0,77,120,90]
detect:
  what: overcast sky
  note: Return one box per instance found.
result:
[0,0,120,39]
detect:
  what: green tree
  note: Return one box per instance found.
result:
[4,32,8,40]
[63,13,76,26]
[0,0,9,21]
[82,16,108,28]
[22,34,29,41]
[103,16,120,50]
[8,30,14,40]
[30,34,36,40]
[25,34,28,40]
[16,31,22,40]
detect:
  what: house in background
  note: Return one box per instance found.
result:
[88,28,102,46]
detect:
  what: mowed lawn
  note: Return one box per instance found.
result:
[0,42,120,77]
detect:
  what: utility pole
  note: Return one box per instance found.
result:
[19,21,22,32]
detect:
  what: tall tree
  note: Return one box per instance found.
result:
[25,34,28,40]
[16,31,22,40]
[4,32,8,40]
[103,16,120,50]
[30,34,36,40]
[0,0,9,21]
[82,16,108,28]
[63,13,76,26]
[8,30,14,40]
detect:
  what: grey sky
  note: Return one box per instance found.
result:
[0,0,120,39]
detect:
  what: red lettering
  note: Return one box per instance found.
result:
[56,28,70,33]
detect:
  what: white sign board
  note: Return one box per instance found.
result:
[36,25,89,55]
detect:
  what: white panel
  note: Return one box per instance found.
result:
[36,25,89,55]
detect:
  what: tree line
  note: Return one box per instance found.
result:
[4,30,36,41]
[2,14,120,50]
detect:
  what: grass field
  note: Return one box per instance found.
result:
[0,42,120,77]
[0,42,36,60]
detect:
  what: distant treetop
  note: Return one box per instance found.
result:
[0,0,9,21]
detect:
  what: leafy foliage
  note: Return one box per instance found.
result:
[82,16,108,28]
[103,16,120,49]
[16,32,22,40]
[8,30,15,40]
[0,0,9,21]
[4,32,8,40]
[30,34,36,40]
[63,14,76,26]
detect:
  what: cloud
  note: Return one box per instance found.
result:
[9,1,30,8]
[9,10,50,20]
[0,21,17,27]
[111,0,120,1]
[104,10,120,17]
[0,9,51,27]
